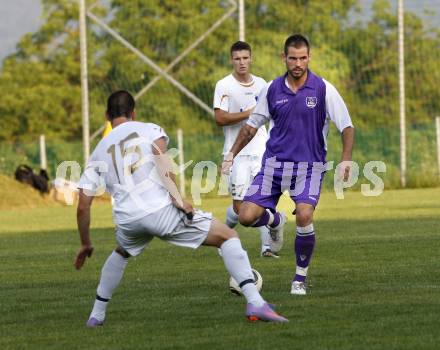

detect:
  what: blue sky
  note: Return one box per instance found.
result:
[0,0,42,61]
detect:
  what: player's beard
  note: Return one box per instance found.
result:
[289,67,306,80]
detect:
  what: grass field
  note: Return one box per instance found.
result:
[1,188,439,350]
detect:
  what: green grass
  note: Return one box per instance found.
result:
[1,188,439,349]
[0,174,59,210]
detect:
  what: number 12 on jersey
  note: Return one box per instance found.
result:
[107,132,144,183]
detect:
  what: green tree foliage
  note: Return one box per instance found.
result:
[0,0,81,142]
[0,0,439,143]
[339,0,440,127]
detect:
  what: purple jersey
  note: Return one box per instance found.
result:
[266,71,326,162]
[248,70,353,164]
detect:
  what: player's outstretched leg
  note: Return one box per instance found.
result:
[239,202,286,254]
[86,247,129,327]
[291,204,316,296]
[203,219,288,323]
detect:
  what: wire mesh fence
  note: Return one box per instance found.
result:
[1,121,438,194]
[0,0,439,191]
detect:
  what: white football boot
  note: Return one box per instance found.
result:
[290,281,307,295]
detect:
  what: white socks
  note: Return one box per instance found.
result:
[225,205,239,228]
[97,251,128,299]
[90,240,265,322]
[90,250,128,321]
[258,226,271,252]
[89,300,107,322]
[219,206,240,256]
[220,237,265,307]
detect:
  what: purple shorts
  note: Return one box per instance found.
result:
[243,160,327,211]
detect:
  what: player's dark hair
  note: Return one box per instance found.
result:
[230,41,252,56]
[284,34,310,55]
[107,90,135,120]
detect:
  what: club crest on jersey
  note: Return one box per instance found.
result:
[306,96,317,108]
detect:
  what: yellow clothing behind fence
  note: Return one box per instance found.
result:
[103,121,112,138]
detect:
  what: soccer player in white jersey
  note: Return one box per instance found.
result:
[213,41,278,258]
[75,90,288,326]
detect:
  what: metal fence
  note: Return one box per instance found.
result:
[1,0,440,190]
[1,121,439,191]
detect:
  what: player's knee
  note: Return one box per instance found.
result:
[216,228,238,247]
[224,227,238,240]
[238,201,265,226]
[115,246,131,258]
[295,209,313,226]
[238,207,255,226]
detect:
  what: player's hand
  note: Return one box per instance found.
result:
[221,159,233,175]
[343,165,350,181]
[74,244,94,270]
[244,101,257,115]
[339,160,351,182]
[245,106,256,117]
[181,200,194,218]
[221,152,234,175]
[173,198,194,219]
[181,200,195,220]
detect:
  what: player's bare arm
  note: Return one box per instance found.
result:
[75,189,95,270]
[341,126,355,181]
[229,124,258,158]
[153,136,194,216]
[214,107,254,126]
[221,124,258,174]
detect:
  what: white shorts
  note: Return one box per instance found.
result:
[229,155,262,200]
[115,204,212,256]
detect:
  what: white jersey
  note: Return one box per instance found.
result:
[78,121,172,225]
[213,74,268,156]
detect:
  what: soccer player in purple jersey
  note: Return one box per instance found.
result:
[222,34,355,295]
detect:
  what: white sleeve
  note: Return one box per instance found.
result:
[257,76,267,86]
[77,148,107,195]
[247,81,272,129]
[213,80,229,112]
[146,123,169,145]
[324,79,353,132]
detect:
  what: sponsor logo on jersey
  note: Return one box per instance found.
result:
[275,98,289,105]
[306,96,317,108]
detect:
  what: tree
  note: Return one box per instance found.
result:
[0,0,439,143]
[0,0,82,142]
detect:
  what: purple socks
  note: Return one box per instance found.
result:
[293,224,316,283]
[252,210,282,228]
